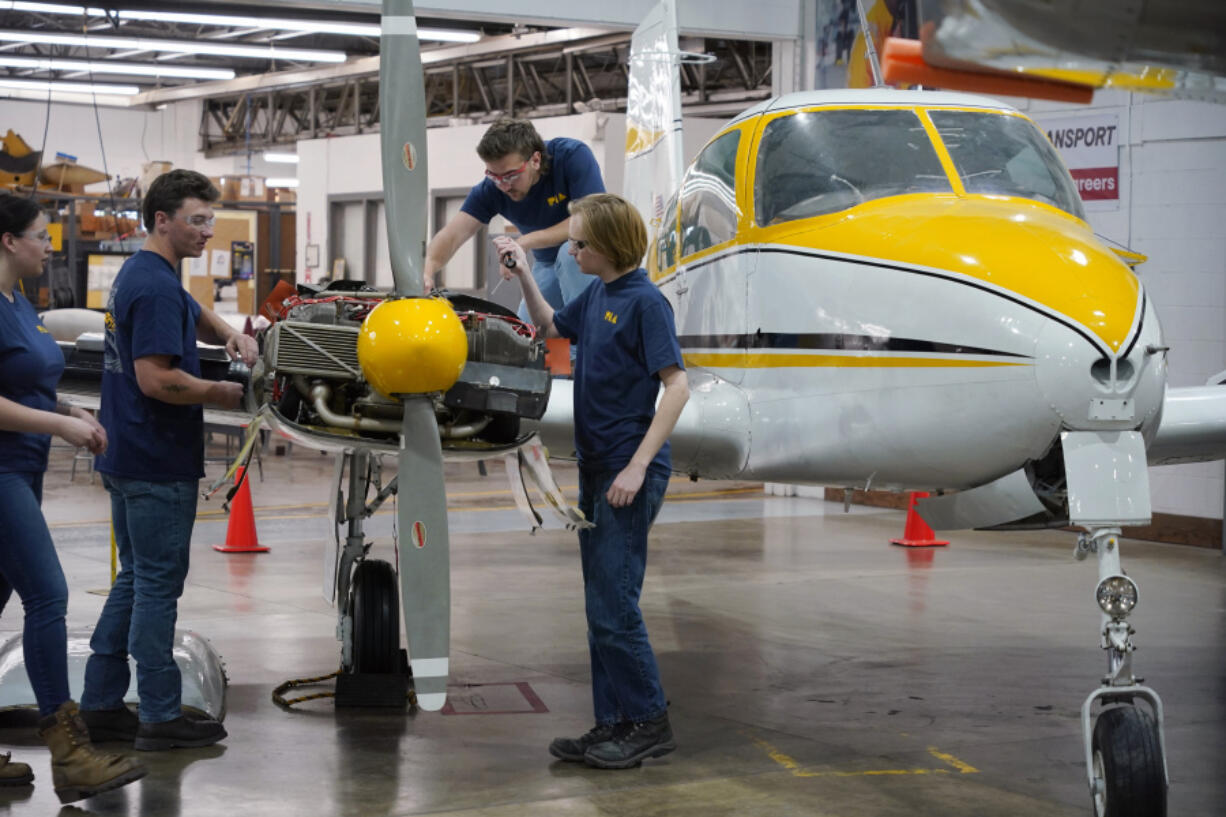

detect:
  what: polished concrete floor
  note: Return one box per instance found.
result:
[1,440,1223,816]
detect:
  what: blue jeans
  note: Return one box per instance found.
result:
[577,469,670,725]
[82,475,197,723]
[0,471,70,716]
[516,250,595,323]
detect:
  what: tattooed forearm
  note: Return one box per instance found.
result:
[161,384,189,394]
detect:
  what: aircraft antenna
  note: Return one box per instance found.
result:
[854,0,884,87]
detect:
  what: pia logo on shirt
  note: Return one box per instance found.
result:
[104,312,116,331]
[547,192,568,207]
[604,310,618,325]
[36,324,49,334]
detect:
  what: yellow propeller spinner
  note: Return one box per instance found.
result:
[357,297,469,397]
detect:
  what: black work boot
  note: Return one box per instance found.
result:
[80,707,139,743]
[583,713,675,769]
[548,722,623,762]
[134,716,226,751]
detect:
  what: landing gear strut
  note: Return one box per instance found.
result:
[334,451,410,707]
[1075,528,1167,817]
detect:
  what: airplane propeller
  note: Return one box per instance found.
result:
[372,0,455,711]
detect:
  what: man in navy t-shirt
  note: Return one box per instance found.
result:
[81,170,257,752]
[500,193,689,770]
[423,117,605,319]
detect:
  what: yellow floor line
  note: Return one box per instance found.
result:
[747,735,979,779]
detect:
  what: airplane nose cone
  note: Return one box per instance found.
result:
[1034,295,1165,434]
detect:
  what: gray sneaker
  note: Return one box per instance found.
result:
[548,723,623,762]
[134,716,227,751]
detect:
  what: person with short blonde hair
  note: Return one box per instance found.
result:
[564,194,647,272]
[499,192,688,770]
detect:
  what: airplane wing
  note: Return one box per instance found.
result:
[883,0,1225,104]
[1146,384,1226,464]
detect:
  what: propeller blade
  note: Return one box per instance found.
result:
[397,397,451,710]
[381,0,449,710]
[381,0,427,297]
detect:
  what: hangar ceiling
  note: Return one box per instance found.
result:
[1,1,781,155]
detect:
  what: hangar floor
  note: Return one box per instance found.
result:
[1,440,1223,817]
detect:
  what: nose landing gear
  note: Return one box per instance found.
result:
[1076,528,1168,817]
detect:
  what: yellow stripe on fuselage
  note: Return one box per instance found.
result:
[683,352,1030,369]
[748,195,1140,353]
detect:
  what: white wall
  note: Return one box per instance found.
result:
[1005,90,1226,520]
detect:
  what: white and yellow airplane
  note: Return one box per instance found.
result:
[528,2,1226,815]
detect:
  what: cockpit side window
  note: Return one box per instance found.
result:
[679,129,741,258]
[928,110,1086,220]
[656,192,679,272]
[754,109,951,226]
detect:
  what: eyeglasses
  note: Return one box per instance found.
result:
[569,238,589,250]
[484,156,532,186]
[21,230,51,244]
[181,215,216,230]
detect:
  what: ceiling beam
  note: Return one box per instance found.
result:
[131,25,611,105]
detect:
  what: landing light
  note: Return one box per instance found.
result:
[1095,575,1138,618]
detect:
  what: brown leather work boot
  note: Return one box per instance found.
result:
[0,752,33,786]
[37,700,146,804]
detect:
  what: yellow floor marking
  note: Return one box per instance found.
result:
[928,746,979,773]
[748,735,979,779]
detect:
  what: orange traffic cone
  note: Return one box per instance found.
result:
[890,491,949,548]
[213,466,269,553]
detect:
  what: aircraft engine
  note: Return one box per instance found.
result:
[261,282,550,452]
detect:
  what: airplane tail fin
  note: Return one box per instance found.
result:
[625,0,686,245]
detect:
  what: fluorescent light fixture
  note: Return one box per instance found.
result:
[414,28,481,43]
[265,177,299,188]
[263,152,299,164]
[0,77,139,94]
[0,30,347,63]
[0,55,234,80]
[2,3,480,42]
[114,10,381,37]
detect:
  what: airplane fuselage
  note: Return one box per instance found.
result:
[645,90,1167,492]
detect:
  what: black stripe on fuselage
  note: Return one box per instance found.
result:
[665,244,1118,357]
[676,332,1030,358]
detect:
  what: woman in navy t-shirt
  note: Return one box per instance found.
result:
[0,194,144,801]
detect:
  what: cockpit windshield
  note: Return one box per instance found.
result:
[928,110,1086,220]
[754,108,952,226]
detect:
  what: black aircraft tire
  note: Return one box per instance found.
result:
[1090,705,1167,817]
[350,559,399,675]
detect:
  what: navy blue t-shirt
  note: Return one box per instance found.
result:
[460,137,605,265]
[0,292,64,473]
[552,269,683,477]
[95,250,205,481]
